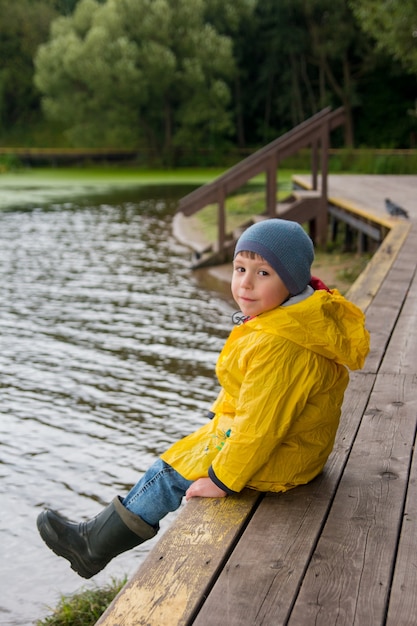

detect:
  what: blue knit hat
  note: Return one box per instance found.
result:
[234,219,314,295]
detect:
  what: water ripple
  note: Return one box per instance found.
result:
[0,187,233,624]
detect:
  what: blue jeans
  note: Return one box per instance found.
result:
[122,459,193,528]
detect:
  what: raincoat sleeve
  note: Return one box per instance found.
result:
[209,337,322,493]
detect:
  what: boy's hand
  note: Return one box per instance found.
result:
[185,477,227,501]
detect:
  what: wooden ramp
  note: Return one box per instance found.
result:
[96,184,416,625]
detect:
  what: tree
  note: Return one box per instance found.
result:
[242,0,373,147]
[0,0,58,133]
[301,0,372,146]
[34,0,235,161]
[202,0,256,149]
[350,0,417,74]
[243,0,311,143]
[349,0,417,146]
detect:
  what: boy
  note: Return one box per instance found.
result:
[37,218,370,579]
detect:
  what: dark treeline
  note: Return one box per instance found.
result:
[1,0,416,165]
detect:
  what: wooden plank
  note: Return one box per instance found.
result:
[378,264,417,624]
[286,372,417,626]
[386,403,417,624]
[359,226,416,374]
[328,205,383,240]
[192,371,376,625]
[286,244,417,624]
[95,489,261,626]
[378,257,417,375]
[294,174,417,223]
[346,221,410,313]
[327,196,393,230]
[363,288,410,376]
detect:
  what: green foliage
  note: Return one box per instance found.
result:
[36,577,126,626]
[0,154,22,172]
[34,0,236,162]
[350,0,417,74]
[0,0,416,155]
[237,0,373,146]
[0,0,58,131]
[328,149,417,174]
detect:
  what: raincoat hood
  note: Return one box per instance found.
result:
[246,288,369,371]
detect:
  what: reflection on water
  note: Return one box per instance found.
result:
[0,186,234,625]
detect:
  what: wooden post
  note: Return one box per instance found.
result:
[344,223,353,251]
[217,187,226,257]
[309,219,317,243]
[316,123,329,246]
[266,154,278,217]
[331,215,339,243]
[311,140,319,190]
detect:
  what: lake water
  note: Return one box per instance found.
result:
[0,185,235,625]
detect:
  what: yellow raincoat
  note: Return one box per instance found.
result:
[161,288,370,494]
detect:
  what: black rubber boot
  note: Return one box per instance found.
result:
[36,496,157,579]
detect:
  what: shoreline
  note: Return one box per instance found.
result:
[173,212,234,286]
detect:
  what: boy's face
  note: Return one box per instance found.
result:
[232,252,290,317]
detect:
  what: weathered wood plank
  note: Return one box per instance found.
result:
[326,195,393,230]
[360,226,416,375]
[385,403,417,624]
[192,371,376,625]
[283,236,417,624]
[294,174,417,223]
[379,262,417,624]
[328,205,384,241]
[346,221,410,314]
[286,372,417,626]
[378,254,417,375]
[95,489,261,626]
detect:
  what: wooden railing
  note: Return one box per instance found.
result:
[177,107,346,262]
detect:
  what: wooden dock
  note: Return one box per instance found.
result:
[97,176,416,625]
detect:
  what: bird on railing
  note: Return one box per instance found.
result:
[385,198,409,218]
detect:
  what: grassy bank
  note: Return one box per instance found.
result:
[0,163,222,188]
[0,166,234,210]
[36,578,126,626]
